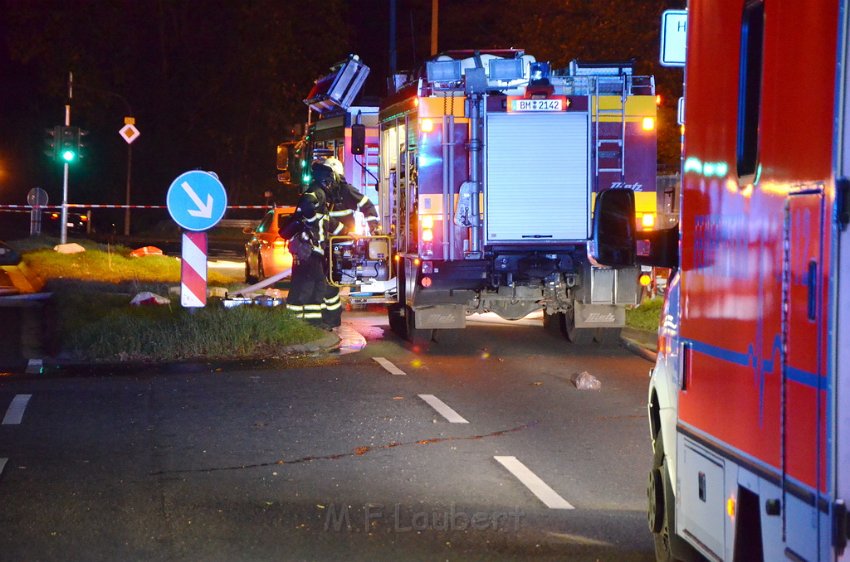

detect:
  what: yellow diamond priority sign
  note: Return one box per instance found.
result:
[119,123,140,144]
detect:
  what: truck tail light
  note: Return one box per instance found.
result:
[420,118,434,133]
[642,117,655,131]
[640,213,656,230]
[421,215,435,242]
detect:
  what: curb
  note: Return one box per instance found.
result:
[620,336,657,363]
[278,332,341,354]
[16,317,368,376]
[2,331,343,378]
[620,327,658,363]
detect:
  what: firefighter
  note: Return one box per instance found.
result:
[320,157,380,235]
[279,164,338,329]
[306,157,379,329]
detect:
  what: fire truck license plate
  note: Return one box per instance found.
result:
[510,99,564,111]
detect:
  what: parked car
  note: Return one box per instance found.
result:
[45,211,89,233]
[243,206,296,283]
[0,241,21,266]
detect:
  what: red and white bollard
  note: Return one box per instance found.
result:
[180,231,207,307]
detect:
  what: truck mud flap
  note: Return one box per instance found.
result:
[412,305,466,329]
[573,301,626,329]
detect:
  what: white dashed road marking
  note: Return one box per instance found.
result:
[0,458,6,477]
[2,394,32,425]
[418,394,469,424]
[494,456,575,509]
[373,357,406,376]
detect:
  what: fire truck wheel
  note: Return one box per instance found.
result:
[595,328,622,346]
[387,303,407,338]
[565,309,594,345]
[543,310,564,334]
[405,306,433,346]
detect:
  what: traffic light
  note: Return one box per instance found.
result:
[77,128,88,159]
[59,126,79,162]
[44,126,61,160]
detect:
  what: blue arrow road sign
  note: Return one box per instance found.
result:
[166,170,228,231]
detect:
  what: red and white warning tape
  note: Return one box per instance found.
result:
[0,204,272,210]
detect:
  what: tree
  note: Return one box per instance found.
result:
[3,0,351,210]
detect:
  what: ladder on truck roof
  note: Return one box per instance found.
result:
[593,75,628,183]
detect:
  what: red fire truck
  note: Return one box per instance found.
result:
[273,55,396,300]
[375,49,659,343]
[591,1,850,559]
[277,54,379,197]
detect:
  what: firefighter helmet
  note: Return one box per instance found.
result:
[313,156,345,178]
[321,157,344,178]
[310,162,335,188]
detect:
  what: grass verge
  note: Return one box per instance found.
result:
[16,236,235,285]
[625,297,664,332]
[9,238,324,363]
[52,283,323,362]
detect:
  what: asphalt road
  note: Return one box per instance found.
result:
[0,309,656,561]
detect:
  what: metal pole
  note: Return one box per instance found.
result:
[60,162,69,244]
[124,143,132,235]
[60,71,73,245]
[431,0,438,56]
[30,206,39,236]
[74,83,134,237]
[389,0,397,92]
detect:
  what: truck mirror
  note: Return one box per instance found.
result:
[276,143,289,171]
[636,226,679,269]
[591,188,637,267]
[351,124,366,155]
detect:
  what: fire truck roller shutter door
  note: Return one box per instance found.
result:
[486,112,590,243]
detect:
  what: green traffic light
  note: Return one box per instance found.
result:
[61,149,76,162]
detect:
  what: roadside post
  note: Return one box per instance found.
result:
[166,170,228,308]
[119,117,140,236]
[27,187,48,236]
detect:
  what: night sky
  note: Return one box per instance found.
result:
[0,0,683,232]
